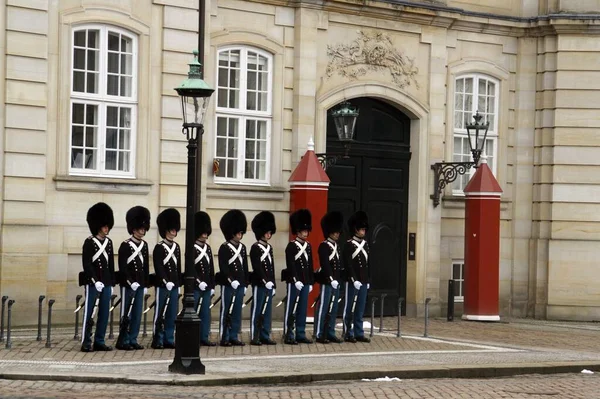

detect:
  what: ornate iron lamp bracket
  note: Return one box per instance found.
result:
[315,143,351,171]
[430,161,476,208]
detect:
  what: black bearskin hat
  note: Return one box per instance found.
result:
[290,209,312,235]
[251,211,277,241]
[348,211,369,233]
[194,211,212,239]
[86,202,114,235]
[156,208,181,239]
[321,211,344,238]
[220,209,247,240]
[126,206,151,235]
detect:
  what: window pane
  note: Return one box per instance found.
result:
[74,31,86,47]
[453,263,460,280]
[228,118,238,138]
[456,78,464,92]
[465,94,472,113]
[84,149,96,168]
[245,161,255,179]
[118,151,130,172]
[226,159,237,178]
[73,71,85,92]
[108,53,119,73]
[86,127,96,147]
[74,49,86,70]
[121,54,132,75]
[72,103,84,124]
[119,108,131,128]
[87,30,98,48]
[108,33,119,51]
[216,138,227,157]
[478,95,486,113]
[106,128,118,149]
[215,158,226,177]
[120,76,132,97]
[87,50,98,71]
[86,72,97,93]
[245,140,256,159]
[106,150,117,170]
[465,77,473,93]
[257,121,267,139]
[217,88,228,108]
[72,125,84,147]
[257,161,266,180]
[106,106,118,127]
[454,111,462,129]
[257,140,267,160]
[107,75,118,96]
[229,89,239,108]
[227,137,237,157]
[218,69,228,88]
[85,104,97,125]
[479,79,486,96]
[217,117,227,137]
[120,36,132,53]
[119,129,130,149]
[488,81,495,96]
[71,149,84,168]
[248,70,257,90]
[246,120,256,139]
[247,91,256,110]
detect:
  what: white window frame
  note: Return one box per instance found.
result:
[214,46,273,185]
[452,74,498,194]
[69,24,138,178]
[452,259,465,303]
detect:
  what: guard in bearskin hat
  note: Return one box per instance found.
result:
[314,211,345,344]
[217,209,249,346]
[342,211,371,343]
[116,206,150,350]
[151,208,181,349]
[249,211,277,346]
[81,202,116,352]
[283,208,315,345]
[193,211,216,346]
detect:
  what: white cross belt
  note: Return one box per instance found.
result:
[127,240,144,265]
[326,241,339,261]
[293,240,309,262]
[351,239,368,261]
[195,243,210,264]
[162,242,177,266]
[258,243,272,264]
[92,237,109,263]
[227,242,243,265]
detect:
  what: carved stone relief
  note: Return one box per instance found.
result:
[326,30,419,90]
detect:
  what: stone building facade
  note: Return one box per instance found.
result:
[1,0,600,324]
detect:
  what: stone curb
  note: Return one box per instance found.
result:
[1,361,599,386]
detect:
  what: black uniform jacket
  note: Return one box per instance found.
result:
[118,237,149,288]
[82,235,115,286]
[250,240,276,288]
[217,240,248,286]
[194,241,216,290]
[284,238,314,285]
[317,238,344,284]
[153,240,182,287]
[343,236,370,284]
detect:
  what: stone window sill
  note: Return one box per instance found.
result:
[54,175,153,195]
[207,183,286,201]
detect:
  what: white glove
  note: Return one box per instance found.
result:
[295,281,304,291]
[272,288,276,296]
[131,282,140,291]
[166,282,175,291]
[265,281,274,290]
[199,281,208,291]
[94,281,104,292]
[331,280,339,289]
[244,287,247,295]
[309,285,313,293]
[366,283,370,290]
[144,287,148,295]
[353,280,362,290]
[231,280,240,290]
[210,288,215,296]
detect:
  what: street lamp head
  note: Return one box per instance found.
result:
[465,111,490,167]
[330,101,359,142]
[175,50,215,140]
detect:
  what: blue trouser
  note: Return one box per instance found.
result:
[119,285,144,346]
[284,283,310,341]
[193,288,212,342]
[153,287,178,345]
[250,285,274,341]
[343,282,368,338]
[82,284,112,347]
[315,284,340,339]
[219,285,244,342]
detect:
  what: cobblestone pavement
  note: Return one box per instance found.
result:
[0,373,597,398]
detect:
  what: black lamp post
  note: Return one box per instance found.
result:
[169,50,214,374]
[430,111,490,207]
[316,101,359,170]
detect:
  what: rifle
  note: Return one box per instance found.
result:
[275,295,287,308]
[143,300,156,314]
[196,294,203,316]
[116,294,135,348]
[253,292,270,343]
[344,289,359,338]
[322,287,337,340]
[285,292,300,341]
[109,297,122,312]
[83,291,100,345]
[242,296,253,308]
[210,295,221,309]
[74,300,86,313]
[311,294,321,309]
[221,288,237,343]
[151,292,170,348]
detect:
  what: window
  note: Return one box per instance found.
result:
[453,74,498,192]
[214,47,272,184]
[452,260,465,302]
[70,26,137,178]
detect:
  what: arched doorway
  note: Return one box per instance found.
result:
[326,97,410,316]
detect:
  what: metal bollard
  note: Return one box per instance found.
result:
[6,300,15,349]
[370,297,378,338]
[142,293,150,337]
[379,293,387,332]
[108,294,117,339]
[37,295,46,341]
[424,297,431,337]
[74,294,82,340]
[45,299,55,348]
[0,296,8,342]
[397,297,404,338]
[447,280,455,322]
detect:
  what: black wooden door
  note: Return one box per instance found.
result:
[326,97,410,316]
